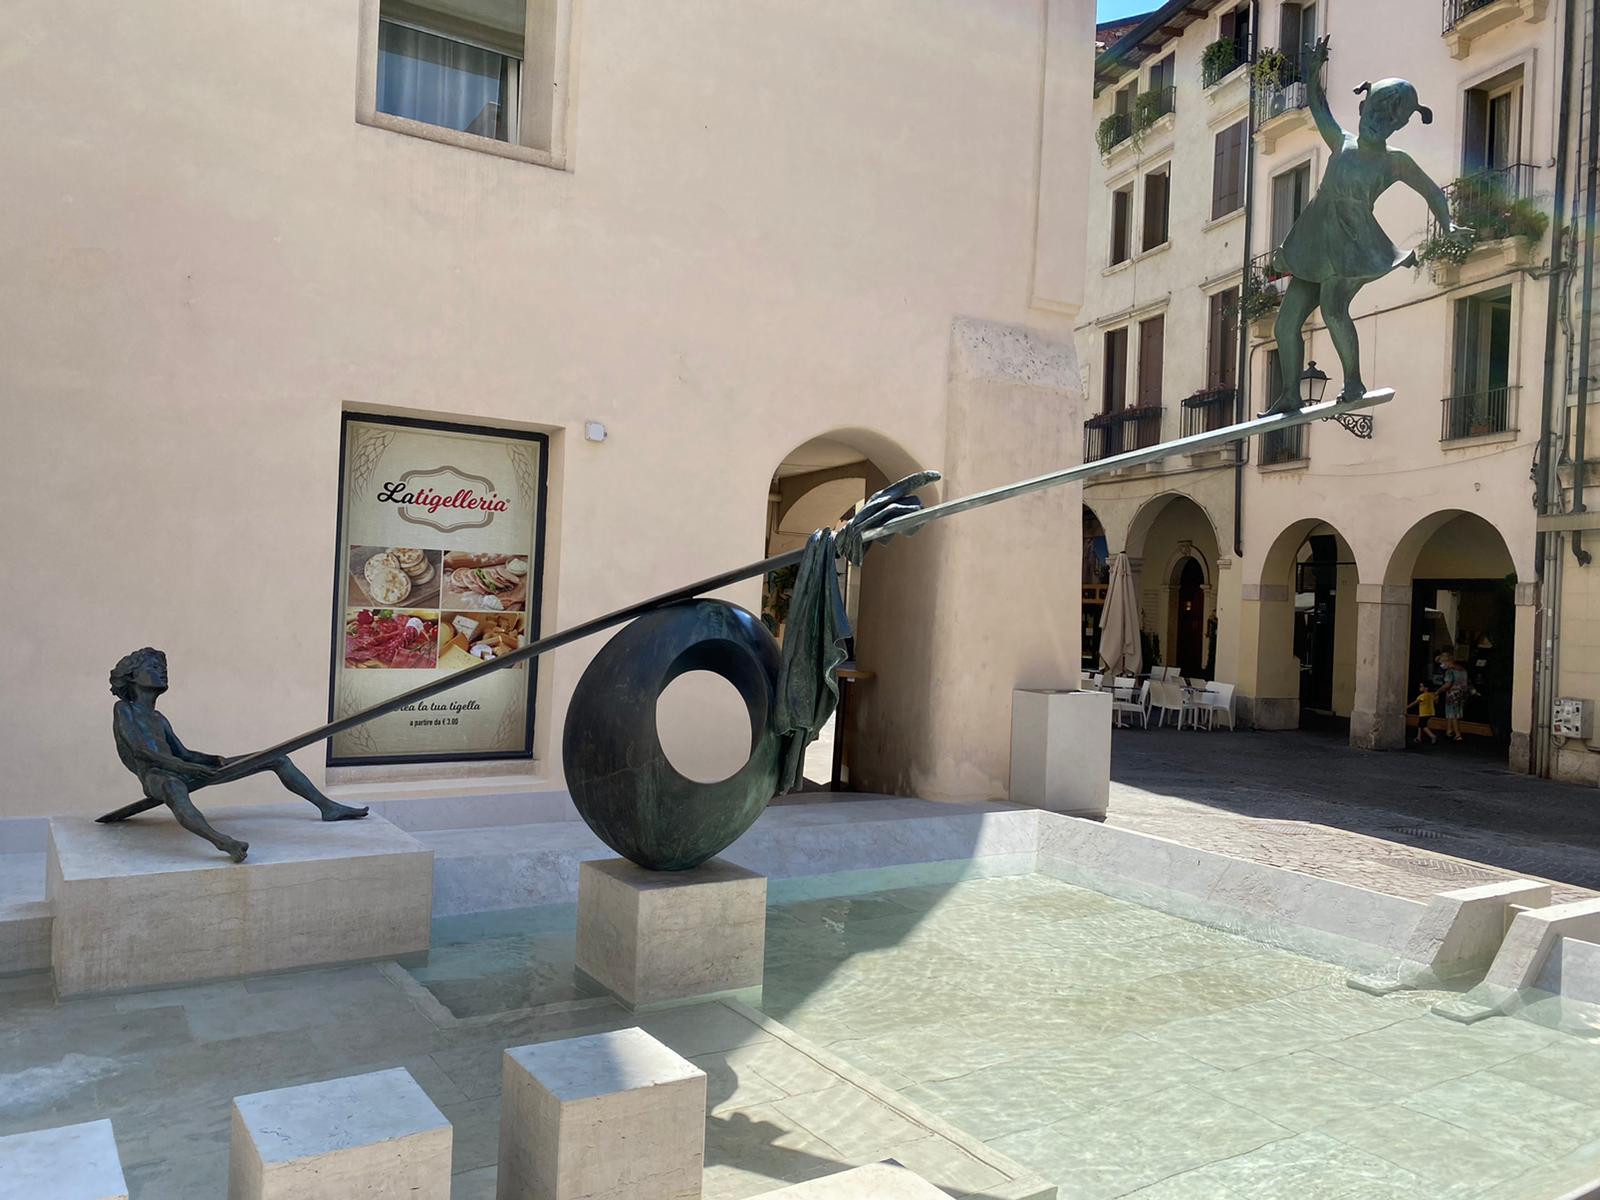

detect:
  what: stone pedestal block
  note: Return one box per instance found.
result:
[577,857,765,1009]
[756,1162,948,1198]
[1009,688,1110,818]
[0,1119,127,1200]
[498,1026,706,1200]
[48,804,432,996]
[229,1067,451,1199]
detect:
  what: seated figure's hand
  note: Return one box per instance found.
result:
[1307,34,1330,72]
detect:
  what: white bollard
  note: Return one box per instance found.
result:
[228,1067,451,1199]
[0,1119,128,1200]
[498,1026,706,1200]
[576,857,766,1009]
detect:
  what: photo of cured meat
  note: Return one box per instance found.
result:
[344,609,440,669]
[440,551,530,611]
[438,612,526,672]
[348,546,442,609]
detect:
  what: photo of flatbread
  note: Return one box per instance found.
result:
[441,551,530,612]
[348,545,442,609]
[438,612,527,672]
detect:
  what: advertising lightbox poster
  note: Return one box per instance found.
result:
[328,413,548,765]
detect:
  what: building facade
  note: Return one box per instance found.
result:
[0,0,1099,822]
[1083,0,1598,778]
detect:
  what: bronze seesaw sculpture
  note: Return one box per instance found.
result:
[102,45,1437,864]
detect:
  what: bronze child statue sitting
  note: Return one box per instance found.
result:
[1263,35,1470,415]
[100,647,368,862]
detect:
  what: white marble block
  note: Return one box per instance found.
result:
[1009,688,1111,818]
[0,1119,127,1200]
[229,1067,451,1199]
[498,1026,706,1200]
[755,1162,948,1198]
[48,804,432,996]
[576,857,765,1009]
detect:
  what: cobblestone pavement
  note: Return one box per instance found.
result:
[1108,728,1600,904]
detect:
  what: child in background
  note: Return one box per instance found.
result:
[1407,681,1438,745]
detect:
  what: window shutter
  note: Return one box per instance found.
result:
[1104,328,1129,413]
[1462,89,1488,175]
[1213,122,1244,219]
[1144,172,1169,250]
[1280,4,1302,58]
[1111,189,1130,264]
[1138,317,1165,408]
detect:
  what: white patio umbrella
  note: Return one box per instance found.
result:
[1098,551,1142,678]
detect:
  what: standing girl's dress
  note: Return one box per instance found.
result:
[1273,148,1415,284]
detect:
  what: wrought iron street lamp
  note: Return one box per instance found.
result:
[1301,361,1330,407]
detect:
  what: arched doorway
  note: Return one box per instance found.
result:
[1082,505,1109,670]
[1125,494,1220,677]
[755,430,930,791]
[1174,558,1207,676]
[1385,512,1518,748]
[1251,519,1362,732]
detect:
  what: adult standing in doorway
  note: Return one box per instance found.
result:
[1437,652,1469,743]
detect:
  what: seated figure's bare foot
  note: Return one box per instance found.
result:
[222,837,249,862]
[1340,379,1367,402]
[320,801,369,822]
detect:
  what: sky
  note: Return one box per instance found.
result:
[1098,0,1159,21]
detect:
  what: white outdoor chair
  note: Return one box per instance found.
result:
[1150,680,1187,728]
[1197,682,1236,731]
[1112,675,1137,699]
[1113,679,1151,729]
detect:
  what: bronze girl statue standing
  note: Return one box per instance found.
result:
[1264,36,1470,414]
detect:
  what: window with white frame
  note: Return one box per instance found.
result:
[1446,286,1513,440]
[364,0,570,164]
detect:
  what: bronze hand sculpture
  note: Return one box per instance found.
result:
[100,648,368,861]
[1263,36,1468,414]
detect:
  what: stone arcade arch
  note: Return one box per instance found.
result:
[1242,519,1363,733]
[1375,511,1524,759]
[1124,494,1222,678]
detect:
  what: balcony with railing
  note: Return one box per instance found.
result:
[1180,387,1235,437]
[1096,86,1176,157]
[1444,0,1503,26]
[1201,37,1248,88]
[1252,50,1311,129]
[1085,406,1163,463]
[1441,387,1515,442]
[1443,0,1548,58]
[1137,85,1177,125]
[1243,251,1289,333]
[1419,163,1546,279]
[1096,111,1133,156]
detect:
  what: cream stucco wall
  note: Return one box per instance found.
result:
[0,0,1095,818]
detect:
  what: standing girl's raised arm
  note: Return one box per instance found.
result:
[1303,36,1345,152]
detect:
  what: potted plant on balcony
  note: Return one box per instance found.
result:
[1252,48,1289,91]
[1202,38,1241,88]
[1132,89,1165,139]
